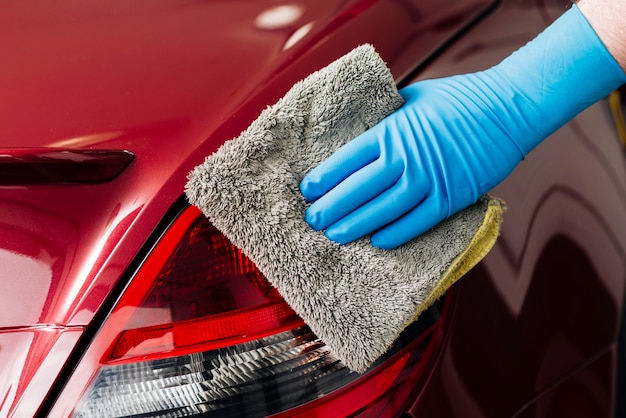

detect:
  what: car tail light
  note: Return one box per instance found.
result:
[49,204,448,417]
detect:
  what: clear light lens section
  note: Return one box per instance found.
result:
[74,326,358,418]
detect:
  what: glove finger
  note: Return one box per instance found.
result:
[324,172,431,244]
[304,155,404,231]
[300,129,381,202]
[370,194,447,250]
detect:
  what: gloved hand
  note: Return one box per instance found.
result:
[300,4,626,249]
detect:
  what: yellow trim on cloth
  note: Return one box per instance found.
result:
[412,196,505,323]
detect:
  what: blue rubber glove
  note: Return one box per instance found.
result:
[300,5,626,249]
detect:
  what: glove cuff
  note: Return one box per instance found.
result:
[492,4,626,156]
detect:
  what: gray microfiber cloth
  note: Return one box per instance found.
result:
[186,44,504,373]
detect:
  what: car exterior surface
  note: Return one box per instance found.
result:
[1,0,625,417]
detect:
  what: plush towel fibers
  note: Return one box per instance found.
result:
[186,44,504,373]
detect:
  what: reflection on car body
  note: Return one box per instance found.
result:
[0,0,624,416]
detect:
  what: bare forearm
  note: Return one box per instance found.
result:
[578,0,626,71]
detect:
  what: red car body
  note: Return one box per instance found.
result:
[1,0,625,416]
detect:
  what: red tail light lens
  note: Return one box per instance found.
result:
[103,206,305,364]
[50,204,447,417]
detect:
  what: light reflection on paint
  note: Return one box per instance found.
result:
[254,5,304,30]
[0,250,52,325]
[284,22,314,50]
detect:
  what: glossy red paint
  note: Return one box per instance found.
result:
[0,328,83,417]
[1,0,624,416]
[0,0,495,414]
[0,0,494,328]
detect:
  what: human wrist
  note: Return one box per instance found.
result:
[577,0,626,72]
